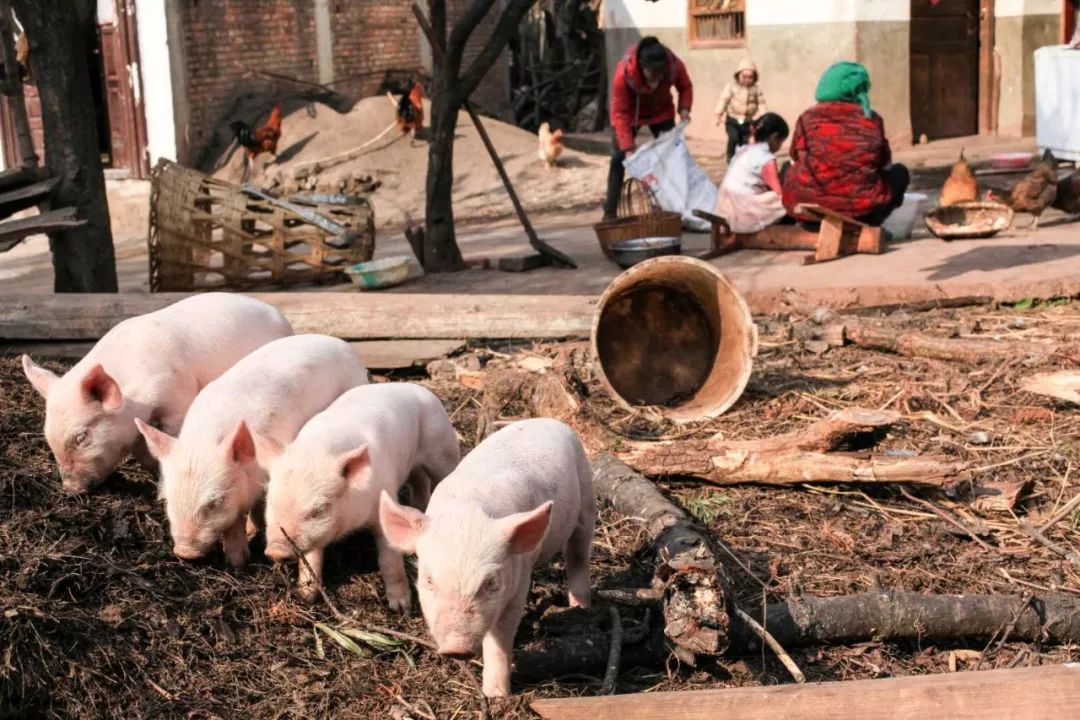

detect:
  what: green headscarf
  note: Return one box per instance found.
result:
[815,62,872,117]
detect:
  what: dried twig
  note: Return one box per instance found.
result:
[601,606,623,695]
[279,527,349,622]
[1040,492,1080,534]
[1017,520,1080,569]
[899,488,997,553]
[455,659,491,720]
[734,606,806,683]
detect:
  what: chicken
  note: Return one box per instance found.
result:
[988,149,1058,230]
[1052,170,1080,216]
[15,31,30,84]
[230,103,283,160]
[939,149,978,206]
[538,122,564,169]
[396,81,424,137]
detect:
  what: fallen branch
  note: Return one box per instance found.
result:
[592,453,732,662]
[1021,371,1080,405]
[600,607,622,695]
[844,322,1073,363]
[1017,520,1080,569]
[740,589,1080,648]
[616,408,969,487]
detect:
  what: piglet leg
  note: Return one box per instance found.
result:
[298,546,324,603]
[565,520,594,609]
[375,532,412,613]
[222,515,250,569]
[481,586,528,697]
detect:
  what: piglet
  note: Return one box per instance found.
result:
[21,293,293,493]
[136,334,369,568]
[379,418,595,697]
[260,382,460,608]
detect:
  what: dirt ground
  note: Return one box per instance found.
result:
[3,301,1080,718]
[214,97,609,230]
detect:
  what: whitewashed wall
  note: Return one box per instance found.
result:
[134,0,177,165]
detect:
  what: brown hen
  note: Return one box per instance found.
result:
[989,150,1058,230]
[940,149,978,206]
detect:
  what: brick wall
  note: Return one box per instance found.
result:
[330,1,422,97]
[180,0,318,162]
[177,0,509,164]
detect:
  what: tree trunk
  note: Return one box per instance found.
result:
[422,85,465,272]
[11,0,117,293]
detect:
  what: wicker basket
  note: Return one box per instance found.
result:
[594,179,683,260]
[148,160,375,291]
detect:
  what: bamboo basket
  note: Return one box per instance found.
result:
[148,160,375,291]
[594,179,683,260]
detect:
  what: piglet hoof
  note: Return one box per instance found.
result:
[295,580,318,604]
[385,589,412,614]
[481,680,510,698]
[568,590,591,609]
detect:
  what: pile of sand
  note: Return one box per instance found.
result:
[215,96,608,229]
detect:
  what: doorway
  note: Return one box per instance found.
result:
[1,0,148,177]
[910,0,981,140]
[1067,0,1078,42]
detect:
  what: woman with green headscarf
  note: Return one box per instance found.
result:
[781,62,910,226]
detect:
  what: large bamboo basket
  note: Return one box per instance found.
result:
[148,160,375,291]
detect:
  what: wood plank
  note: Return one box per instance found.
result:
[736,225,819,251]
[349,339,464,369]
[0,207,85,252]
[0,293,598,341]
[531,664,1080,720]
[0,176,58,216]
[812,217,844,263]
[0,164,44,193]
[498,253,553,272]
[1,338,467,371]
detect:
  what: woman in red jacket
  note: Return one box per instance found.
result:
[603,37,693,220]
[781,62,909,226]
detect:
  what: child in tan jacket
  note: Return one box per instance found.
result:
[715,58,767,162]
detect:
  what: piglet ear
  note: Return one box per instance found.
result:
[250,429,283,467]
[135,418,176,461]
[80,364,123,412]
[22,355,59,399]
[339,445,372,490]
[501,501,553,555]
[224,420,256,465]
[379,490,427,555]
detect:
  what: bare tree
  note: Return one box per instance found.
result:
[420,0,534,272]
[11,0,117,292]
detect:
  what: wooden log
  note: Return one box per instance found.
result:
[531,664,1080,720]
[844,322,1070,363]
[742,590,1080,649]
[0,207,85,252]
[0,293,597,341]
[593,454,732,662]
[617,408,969,487]
[1021,371,1080,405]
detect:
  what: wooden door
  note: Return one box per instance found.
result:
[0,82,43,168]
[910,0,980,140]
[1067,0,1078,43]
[97,0,148,177]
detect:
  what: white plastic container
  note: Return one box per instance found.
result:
[1035,45,1080,162]
[882,192,927,240]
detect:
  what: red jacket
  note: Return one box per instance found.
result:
[610,44,693,152]
[781,102,894,219]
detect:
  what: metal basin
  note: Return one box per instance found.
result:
[610,236,681,269]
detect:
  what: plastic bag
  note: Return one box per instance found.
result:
[623,122,717,232]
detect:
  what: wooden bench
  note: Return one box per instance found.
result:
[692,204,884,265]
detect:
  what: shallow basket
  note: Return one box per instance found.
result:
[924,201,1014,240]
[594,179,683,260]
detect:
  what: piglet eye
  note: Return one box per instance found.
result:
[306,502,329,520]
[73,431,89,447]
[480,575,500,596]
[200,497,223,516]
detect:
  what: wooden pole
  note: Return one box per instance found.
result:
[411,3,576,269]
[531,664,1080,720]
[0,0,36,167]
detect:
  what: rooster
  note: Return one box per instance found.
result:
[396,81,424,137]
[939,149,978,207]
[230,103,283,160]
[538,122,564,170]
[986,150,1058,230]
[1052,170,1080,217]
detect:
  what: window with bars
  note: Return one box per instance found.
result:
[689,0,746,48]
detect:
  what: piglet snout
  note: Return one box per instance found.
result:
[437,636,480,659]
[172,544,206,561]
[264,543,296,563]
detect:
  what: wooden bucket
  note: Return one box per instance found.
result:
[590,256,757,423]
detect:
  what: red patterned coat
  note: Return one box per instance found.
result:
[781,101,894,219]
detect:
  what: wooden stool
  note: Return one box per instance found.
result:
[692,205,884,265]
